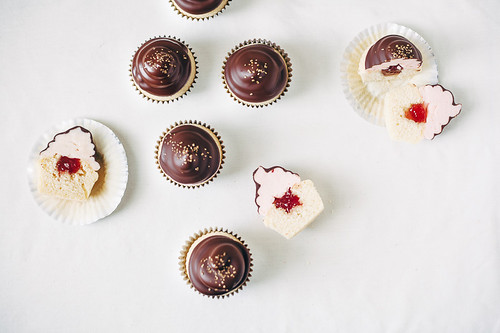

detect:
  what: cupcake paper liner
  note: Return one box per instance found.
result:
[179,227,253,299]
[154,120,225,188]
[130,36,198,104]
[169,0,231,20]
[222,38,292,107]
[27,118,128,225]
[340,23,439,126]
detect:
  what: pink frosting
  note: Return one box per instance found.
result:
[420,85,462,140]
[40,126,100,170]
[253,166,301,216]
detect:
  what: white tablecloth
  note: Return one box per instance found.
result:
[0,0,499,331]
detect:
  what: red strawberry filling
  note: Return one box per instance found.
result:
[57,156,81,174]
[405,103,428,123]
[273,188,302,213]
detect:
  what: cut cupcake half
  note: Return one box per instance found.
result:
[358,35,423,97]
[38,126,100,201]
[253,166,324,239]
[384,84,462,143]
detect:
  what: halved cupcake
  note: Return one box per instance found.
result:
[38,126,100,201]
[384,84,462,143]
[358,34,423,95]
[253,166,324,239]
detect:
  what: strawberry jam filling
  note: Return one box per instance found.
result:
[57,156,81,174]
[273,188,302,213]
[405,103,428,123]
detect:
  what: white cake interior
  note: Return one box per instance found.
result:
[263,180,324,240]
[38,154,99,201]
[384,84,425,143]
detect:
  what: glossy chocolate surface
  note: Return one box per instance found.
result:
[365,35,422,70]
[188,234,250,296]
[173,0,225,15]
[158,124,221,185]
[224,44,288,104]
[132,37,193,97]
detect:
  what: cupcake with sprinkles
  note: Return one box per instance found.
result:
[155,120,225,188]
[341,23,438,125]
[222,39,292,107]
[130,36,197,103]
[169,0,231,20]
[179,228,252,298]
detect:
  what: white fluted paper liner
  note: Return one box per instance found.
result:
[340,23,438,126]
[27,119,128,225]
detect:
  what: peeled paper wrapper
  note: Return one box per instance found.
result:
[340,23,439,126]
[27,118,128,225]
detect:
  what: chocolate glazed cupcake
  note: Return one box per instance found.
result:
[130,36,198,103]
[155,120,225,188]
[170,0,231,20]
[179,228,253,298]
[222,39,292,107]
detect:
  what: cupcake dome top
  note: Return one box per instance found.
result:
[186,232,251,296]
[223,40,291,106]
[157,122,224,187]
[131,37,196,102]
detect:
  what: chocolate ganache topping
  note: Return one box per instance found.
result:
[365,35,422,75]
[132,37,195,99]
[172,0,226,15]
[224,43,288,104]
[158,123,222,186]
[188,234,251,296]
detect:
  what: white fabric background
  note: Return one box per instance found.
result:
[0,0,499,332]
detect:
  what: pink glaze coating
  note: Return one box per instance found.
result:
[253,166,300,216]
[420,85,462,140]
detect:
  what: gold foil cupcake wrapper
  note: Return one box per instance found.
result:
[179,227,253,299]
[222,38,292,108]
[169,0,231,20]
[340,23,438,126]
[154,120,225,188]
[129,36,198,104]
